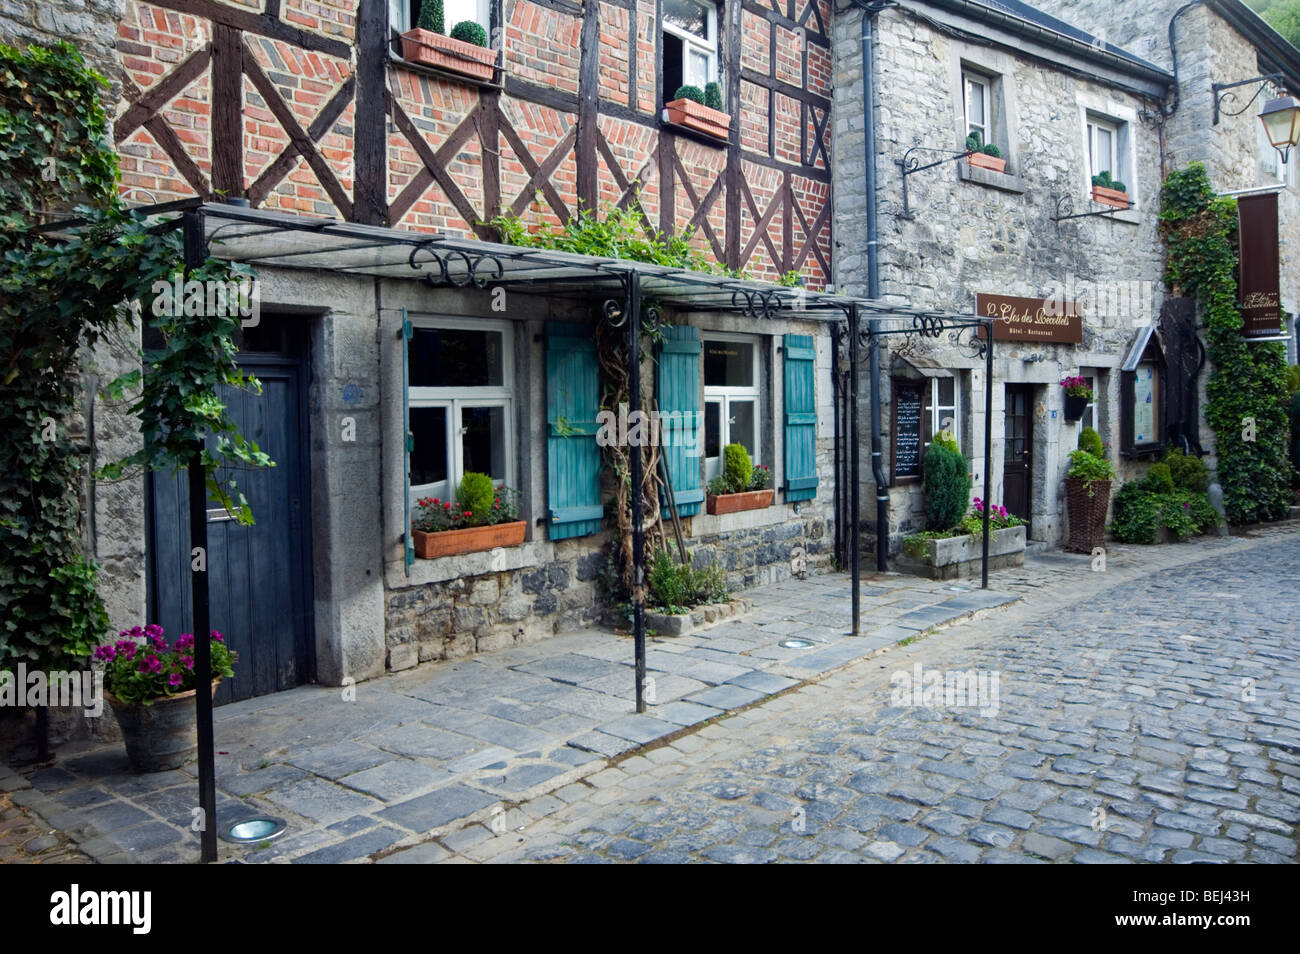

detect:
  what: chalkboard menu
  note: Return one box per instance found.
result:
[893,382,926,482]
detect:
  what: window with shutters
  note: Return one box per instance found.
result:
[407,318,514,508]
[703,334,760,483]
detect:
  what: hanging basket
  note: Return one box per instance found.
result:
[1063,394,1088,423]
[1064,477,1111,553]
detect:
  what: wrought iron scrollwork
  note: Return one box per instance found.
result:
[408,240,504,288]
[602,298,626,328]
[730,287,779,320]
[1053,193,1075,221]
[947,324,988,359]
[912,313,946,338]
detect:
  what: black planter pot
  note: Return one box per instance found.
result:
[1064,394,1088,423]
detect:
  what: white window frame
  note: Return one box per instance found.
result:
[929,376,960,450]
[703,332,761,482]
[408,317,515,508]
[391,0,490,34]
[1087,116,1119,182]
[963,70,991,146]
[663,0,719,92]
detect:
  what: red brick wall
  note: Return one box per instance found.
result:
[112,0,832,286]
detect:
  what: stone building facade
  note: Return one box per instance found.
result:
[4,0,846,699]
[832,0,1178,551]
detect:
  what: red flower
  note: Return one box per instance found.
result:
[463,511,472,517]
[444,502,451,509]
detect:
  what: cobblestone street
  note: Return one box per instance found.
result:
[469,533,1300,864]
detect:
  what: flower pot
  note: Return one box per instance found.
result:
[412,520,526,559]
[400,28,496,81]
[1063,393,1089,423]
[705,488,774,515]
[1064,477,1111,553]
[1091,185,1129,208]
[663,98,731,141]
[107,680,222,773]
[968,152,1007,173]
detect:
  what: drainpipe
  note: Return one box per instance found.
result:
[861,3,889,571]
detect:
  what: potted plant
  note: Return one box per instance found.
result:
[1060,375,1093,423]
[411,472,526,558]
[965,132,1007,174]
[1064,447,1116,553]
[900,499,1026,579]
[95,626,236,772]
[706,444,774,514]
[664,82,731,142]
[400,2,496,82]
[1091,170,1129,208]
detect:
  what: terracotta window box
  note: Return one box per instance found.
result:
[1092,185,1130,208]
[705,488,774,515]
[967,152,1007,174]
[411,520,526,559]
[663,98,731,142]
[400,28,496,81]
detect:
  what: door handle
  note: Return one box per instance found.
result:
[206,508,235,523]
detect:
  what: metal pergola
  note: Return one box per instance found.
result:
[54,199,999,861]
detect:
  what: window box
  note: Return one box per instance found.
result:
[399,28,496,81]
[967,152,1006,174]
[705,488,773,515]
[664,98,731,141]
[412,520,526,559]
[1091,185,1129,208]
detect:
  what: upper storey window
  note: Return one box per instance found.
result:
[663,0,718,99]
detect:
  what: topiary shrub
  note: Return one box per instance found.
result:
[922,440,971,531]
[722,442,753,494]
[1141,462,1175,494]
[965,131,983,152]
[1162,446,1209,493]
[418,0,445,32]
[674,84,705,104]
[1287,364,1300,394]
[456,471,496,524]
[704,81,723,111]
[1077,426,1104,458]
[449,19,487,46]
[981,143,1001,158]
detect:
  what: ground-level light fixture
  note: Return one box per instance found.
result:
[221,815,288,845]
[1259,95,1300,164]
[779,638,815,649]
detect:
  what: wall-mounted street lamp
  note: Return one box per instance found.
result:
[1259,95,1300,163]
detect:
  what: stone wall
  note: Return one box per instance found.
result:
[832,4,1168,551]
[0,0,124,84]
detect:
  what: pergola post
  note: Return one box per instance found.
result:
[981,317,995,590]
[849,305,861,636]
[183,209,218,863]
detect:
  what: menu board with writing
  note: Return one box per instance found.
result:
[893,383,925,481]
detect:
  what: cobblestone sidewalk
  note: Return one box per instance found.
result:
[3,523,1296,864]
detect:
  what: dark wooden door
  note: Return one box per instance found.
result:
[147,350,315,704]
[1003,384,1033,523]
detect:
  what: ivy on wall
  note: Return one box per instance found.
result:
[0,42,268,673]
[1159,162,1291,524]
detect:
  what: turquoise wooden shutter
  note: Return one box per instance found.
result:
[783,333,818,502]
[656,326,704,519]
[547,322,603,539]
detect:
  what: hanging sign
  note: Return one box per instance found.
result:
[1237,192,1286,339]
[976,293,1084,344]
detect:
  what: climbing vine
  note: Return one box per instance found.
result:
[1159,163,1291,524]
[0,42,268,673]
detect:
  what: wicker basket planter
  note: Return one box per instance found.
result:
[412,520,525,559]
[400,28,496,81]
[1065,478,1112,553]
[1091,185,1129,208]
